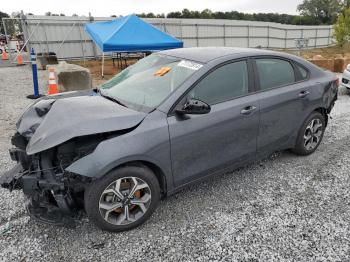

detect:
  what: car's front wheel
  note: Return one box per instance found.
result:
[292,111,326,155]
[84,165,160,232]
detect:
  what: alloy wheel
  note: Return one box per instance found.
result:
[303,118,323,151]
[98,177,152,225]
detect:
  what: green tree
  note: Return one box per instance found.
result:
[1,12,23,38]
[167,11,181,18]
[292,15,319,25]
[0,11,10,34]
[297,0,343,24]
[333,7,350,46]
[166,9,320,25]
[145,13,156,18]
[200,9,213,19]
[134,8,347,25]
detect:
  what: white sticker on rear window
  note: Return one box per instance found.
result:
[178,60,203,70]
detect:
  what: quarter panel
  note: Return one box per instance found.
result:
[256,78,329,155]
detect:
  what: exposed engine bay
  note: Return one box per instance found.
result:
[2,131,114,226]
[0,91,145,226]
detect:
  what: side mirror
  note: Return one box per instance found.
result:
[175,98,211,115]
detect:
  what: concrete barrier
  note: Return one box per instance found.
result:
[308,54,350,73]
[308,57,335,72]
[47,61,92,92]
[339,57,350,72]
[37,52,58,70]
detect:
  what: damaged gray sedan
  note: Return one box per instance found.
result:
[0,47,338,232]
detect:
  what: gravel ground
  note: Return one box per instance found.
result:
[0,65,350,261]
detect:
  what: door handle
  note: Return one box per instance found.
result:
[240,106,257,115]
[298,90,310,98]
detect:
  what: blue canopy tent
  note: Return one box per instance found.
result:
[85,14,183,76]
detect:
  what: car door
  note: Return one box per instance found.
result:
[253,57,313,155]
[167,59,260,187]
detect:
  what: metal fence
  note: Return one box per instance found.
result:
[2,15,335,60]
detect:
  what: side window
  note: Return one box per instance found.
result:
[189,60,249,105]
[295,63,309,80]
[256,58,295,90]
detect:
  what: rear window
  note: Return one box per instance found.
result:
[256,58,296,90]
[295,63,309,80]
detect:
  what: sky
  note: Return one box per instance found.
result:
[2,0,304,17]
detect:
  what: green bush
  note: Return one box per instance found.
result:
[334,8,350,47]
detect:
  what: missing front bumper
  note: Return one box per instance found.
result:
[0,162,80,228]
[26,195,78,228]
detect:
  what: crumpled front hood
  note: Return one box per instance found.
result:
[17,91,146,155]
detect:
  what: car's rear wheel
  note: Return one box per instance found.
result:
[84,165,160,232]
[292,111,325,155]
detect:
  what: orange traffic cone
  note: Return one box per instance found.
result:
[16,52,24,66]
[2,50,8,60]
[47,68,58,95]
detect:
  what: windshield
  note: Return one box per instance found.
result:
[100,53,202,112]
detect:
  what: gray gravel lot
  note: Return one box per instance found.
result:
[0,65,350,261]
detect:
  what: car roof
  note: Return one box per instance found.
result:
[159,47,276,63]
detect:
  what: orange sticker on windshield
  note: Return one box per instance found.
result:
[154,67,171,76]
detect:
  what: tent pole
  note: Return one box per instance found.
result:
[102,52,105,78]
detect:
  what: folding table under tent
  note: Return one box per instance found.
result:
[85,14,183,77]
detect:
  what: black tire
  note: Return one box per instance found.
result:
[84,165,160,232]
[292,111,326,156]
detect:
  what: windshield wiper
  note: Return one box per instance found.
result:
[98,89,128,108]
